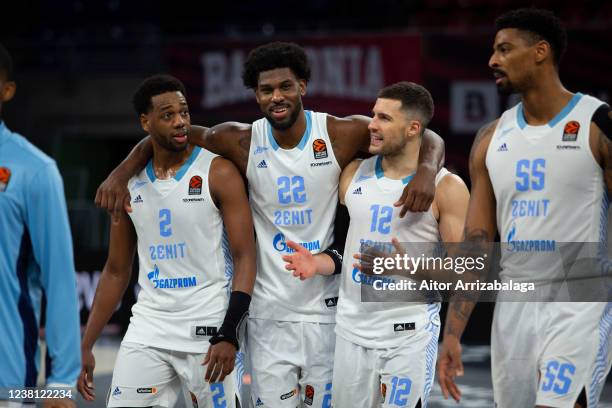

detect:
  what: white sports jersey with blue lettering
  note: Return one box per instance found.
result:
[486,93,607,282]
[336,156,445,349]
[246,111,341,322]
[123,146,232,353]
[485,93,612,407]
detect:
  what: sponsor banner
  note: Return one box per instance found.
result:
[165,33,422,119]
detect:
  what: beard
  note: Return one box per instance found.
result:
[265,100,303,130]
[496,80,517,95]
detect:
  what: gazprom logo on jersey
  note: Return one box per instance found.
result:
[506,223,556,252]
[352,266,396,286]
[272,233,320,253]
[147,264,197,289]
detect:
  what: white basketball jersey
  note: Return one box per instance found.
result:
[486,93,608,283]
[123,147,232,352]
[246,111,341,322]
[335,156,445,349]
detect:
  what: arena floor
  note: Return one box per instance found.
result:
[74,338,612,408]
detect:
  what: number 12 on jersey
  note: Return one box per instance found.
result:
[370,204,393,234]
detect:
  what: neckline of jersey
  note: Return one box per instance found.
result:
[267,110,312,151]
[146,145,202,182]
[375,155,415,185]
[517,92,583,130]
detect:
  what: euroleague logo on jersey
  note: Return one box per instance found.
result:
[562,121,580,142]
[312,139,328,159]
[0,167,11,192]
[188,175,202,195]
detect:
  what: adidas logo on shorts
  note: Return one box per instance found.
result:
[352,187,362,195]
[257,160,268,169]
[393,322,416,332]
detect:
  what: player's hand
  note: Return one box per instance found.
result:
[203,342,236,383]
[282,240,318,280]
[94,169,132,224]
[43,398,76,408]
[77,347,96,401]
[394,163,436,216]
[353,238,405,276]
[437,335,463,402]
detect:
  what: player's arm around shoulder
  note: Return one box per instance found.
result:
[339,158,362,205]
[208,156,256,294]
[326,114,371,169]
[194,122,252,175]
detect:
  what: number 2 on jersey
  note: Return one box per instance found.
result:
[159,209,172,237]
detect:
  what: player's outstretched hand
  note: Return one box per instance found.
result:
[94,170,132,224]
[394,165,436,216]
[203,342,236,383]
[437,335,463,403]
[43,398,76,408]
[77,347,96,401]
[282,240,317,280]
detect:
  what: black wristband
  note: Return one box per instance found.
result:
[323,248,343,275]
[209,291,251,350]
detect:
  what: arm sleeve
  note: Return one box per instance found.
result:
[325,203,349,274]
[25,162,81,386]
[592,104,612,138]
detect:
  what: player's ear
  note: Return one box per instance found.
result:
[534,40,550,64]
[140,113,150,133]
[298,79,307,97]
[406,120,421,138]
[0,81,16,103]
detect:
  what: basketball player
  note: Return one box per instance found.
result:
[76,75,256,408]
[437,9,612,408]
[0,43,80,408]
[283,82,469,407]
[93,43,445,407]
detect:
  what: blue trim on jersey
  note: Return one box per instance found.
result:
[375,155,384,178]
[145,146,202,182]
[401,174,415,185]
[589,302,612,404]
[146,160,155,182]
[267,110,312,151]
[517,93,583,129]
[548,93,582,127]
[375,155,415,184]
[423,303,441,407]
[174,146,201,181]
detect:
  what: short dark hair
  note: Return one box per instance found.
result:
[0,43,14,79]
[495,8,567,66]
[132,74,186,115]
[242,42,311,89]
[378,82,434,129]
